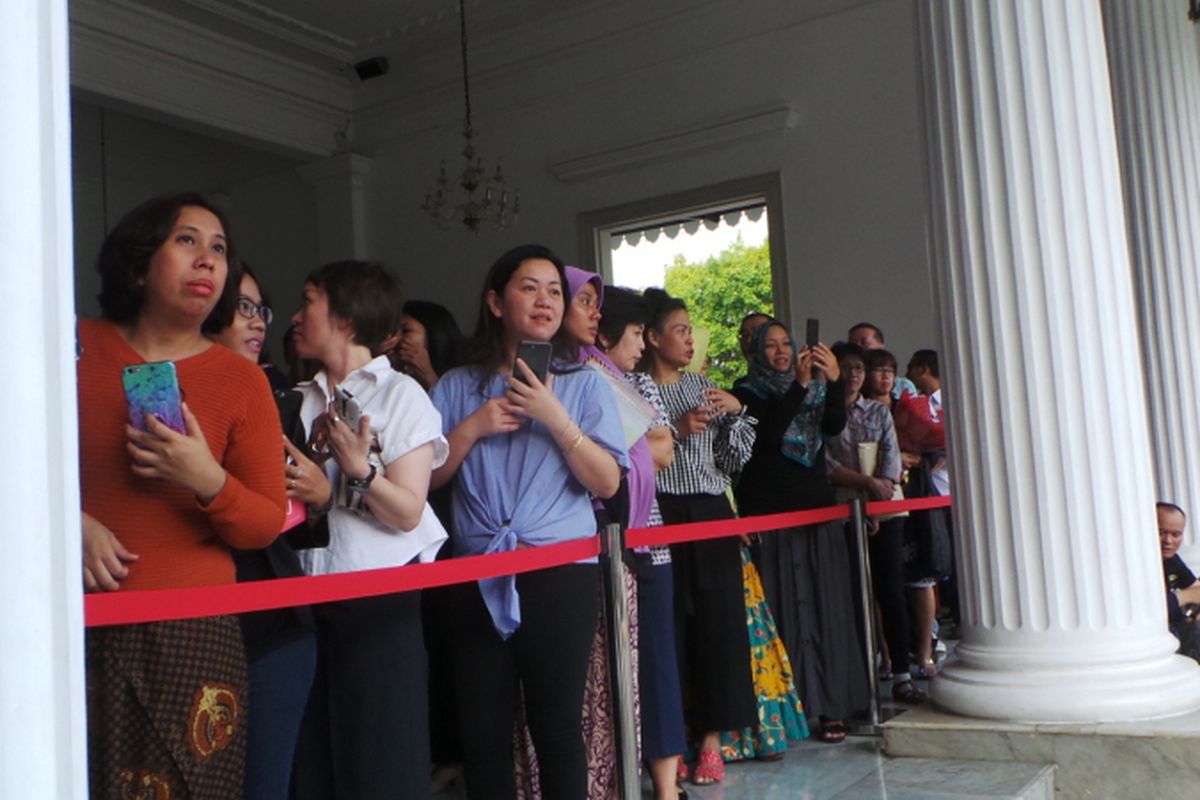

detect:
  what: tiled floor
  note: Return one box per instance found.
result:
[433,647,955,798]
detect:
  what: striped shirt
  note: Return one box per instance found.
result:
[651,371,757,497]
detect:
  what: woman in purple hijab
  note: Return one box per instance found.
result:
[565,268,687,800]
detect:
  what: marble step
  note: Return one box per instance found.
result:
[830,756,1054,799]
[886,704,1200,798]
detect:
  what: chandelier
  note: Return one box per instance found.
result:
[422,0,519,233]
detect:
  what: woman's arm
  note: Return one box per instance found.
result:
[81,511,139,592]
[646,425,675,470]
[829,463,895,501]
[430,398,520,489]
[821,379,848,436]
[364,444,436,531]
[127,393,286,549]
[507,361,621,499]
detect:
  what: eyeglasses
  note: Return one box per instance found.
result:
[869,367,896,376]
[237,296,273,325]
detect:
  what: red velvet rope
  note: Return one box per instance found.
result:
[83,494,952,627]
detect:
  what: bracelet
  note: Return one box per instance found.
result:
[556,419,580,448]
[563,430,586,454]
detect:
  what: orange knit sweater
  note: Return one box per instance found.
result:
[77,319,286,590]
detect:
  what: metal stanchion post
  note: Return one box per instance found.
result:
[850,497,881,733]
[600,522,641,798]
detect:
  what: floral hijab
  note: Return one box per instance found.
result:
[744,319,826,468]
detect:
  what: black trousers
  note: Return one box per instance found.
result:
[450,564,599,800]
[658,492,757,734]
[292,592,430,800]
[869,518,911,675]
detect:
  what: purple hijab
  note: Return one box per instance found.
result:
[565,267,656,530]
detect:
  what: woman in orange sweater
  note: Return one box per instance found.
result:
[78,193,286,799]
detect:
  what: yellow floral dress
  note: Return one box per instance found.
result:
[720,546,809,760]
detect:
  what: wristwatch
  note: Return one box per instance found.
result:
[344,463,377,514]
[345,463,377,493]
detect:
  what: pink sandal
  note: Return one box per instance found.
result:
[692,748,724,785]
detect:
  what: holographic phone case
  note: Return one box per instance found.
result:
[122,361,185,433]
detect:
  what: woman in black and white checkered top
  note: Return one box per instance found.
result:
[637,288,756,786]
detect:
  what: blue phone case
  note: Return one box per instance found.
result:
[122,361,185,433]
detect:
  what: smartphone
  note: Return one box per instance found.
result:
[805,318,820,349]
[333,386,363,430]
[122,361,185,433]
[514,340,552,384]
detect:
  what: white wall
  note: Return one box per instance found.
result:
[358,0,937,362]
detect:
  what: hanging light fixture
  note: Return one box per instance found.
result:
[422,0,519,233]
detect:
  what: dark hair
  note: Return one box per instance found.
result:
[1158,501,1188,520]
[864,348,898,373]
[832,341,867,364]
[638,288,688,372]
[461,244,572,370]
[849,321,885,344]
[402,300,464,377]
[203,260,272,335]
[909,348,940,378]
[597,286,648,349]
[305,260,404,355]
[97,192,241,330]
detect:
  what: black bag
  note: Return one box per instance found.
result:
[902,457,952,580]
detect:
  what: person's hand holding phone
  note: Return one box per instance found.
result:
[675,404,715,438]
[82,511,138,592]
[808,343,840,383]
[506,358,569,432]
[283,436,332,508]
[795,347,815,385]
[326,411,373,481]
[703,386,742,415]
[126,402,227,504]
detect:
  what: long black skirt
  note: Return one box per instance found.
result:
[753,521,870,721]
[658,492,756,733]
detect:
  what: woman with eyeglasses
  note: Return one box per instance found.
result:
[207,264,330,800]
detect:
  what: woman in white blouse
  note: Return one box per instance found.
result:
[287,260,448,800]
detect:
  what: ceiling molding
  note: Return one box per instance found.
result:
[352,0,873,150]
[70,0,353,157]
[177,0,356,62]
[550,106,799,182]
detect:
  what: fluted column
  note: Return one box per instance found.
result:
[1103,1,1200,561]
[1,0,88,795]
[915,0,1200,722]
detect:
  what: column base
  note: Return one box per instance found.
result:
[932,645,1200,723]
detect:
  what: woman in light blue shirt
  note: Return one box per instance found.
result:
[430,244,628,800]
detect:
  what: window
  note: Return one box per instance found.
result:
[578,174,788,385]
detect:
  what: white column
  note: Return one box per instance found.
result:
[1102,0,1200,562]
[297,153,373,264]
[1,0,88,796]
[915,0,1200,722]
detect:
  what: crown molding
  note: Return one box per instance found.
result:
[551,105,798,182]
[70,0,352,157]
[352,0,874,151]
[177,0,356,62]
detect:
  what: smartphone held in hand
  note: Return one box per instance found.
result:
[333,386,363,430]
[122,361,185,433]
[514,340,552,384]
